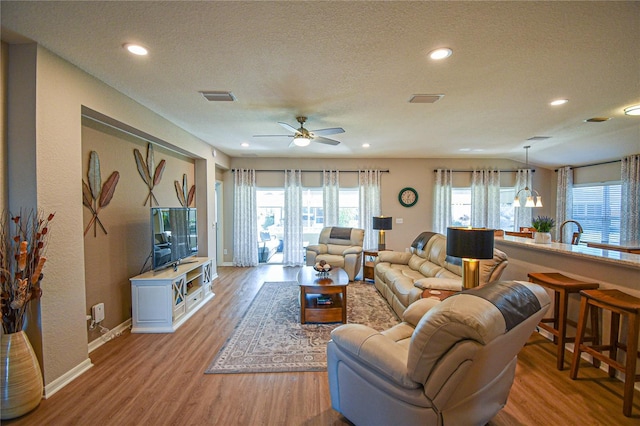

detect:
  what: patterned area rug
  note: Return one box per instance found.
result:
[206,280,399,374]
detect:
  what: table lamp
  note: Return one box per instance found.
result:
[372,216,393,251]
[446,227,495,289]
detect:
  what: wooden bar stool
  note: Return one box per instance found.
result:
[570,289,640,417]
[528,272,599,370]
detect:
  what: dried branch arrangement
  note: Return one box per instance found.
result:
[134,143,166,206]
[1,210,54,333]
[175,174,195,207]
[82,151,120,237]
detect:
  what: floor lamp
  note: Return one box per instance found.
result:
[372,216,392,251]
[446,227,495,289]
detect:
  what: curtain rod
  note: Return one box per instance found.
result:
[554,159,621,172]
[232,169,390,173]
[432,169,535,173]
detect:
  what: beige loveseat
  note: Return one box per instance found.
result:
[374,231,508,317]
[328,280,550,425]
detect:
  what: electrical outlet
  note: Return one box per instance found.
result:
[92,303,105,323]
[223,249,228,255]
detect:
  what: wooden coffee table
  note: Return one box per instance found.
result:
[297,266,349,324]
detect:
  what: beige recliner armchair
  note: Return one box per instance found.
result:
[306,227,364,281]
[327,280,550,425]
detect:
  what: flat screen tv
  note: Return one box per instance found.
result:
[151,207,198,270]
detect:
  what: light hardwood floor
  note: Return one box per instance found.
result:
[6,265,640,425]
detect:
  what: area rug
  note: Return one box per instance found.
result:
[206,280,399,374]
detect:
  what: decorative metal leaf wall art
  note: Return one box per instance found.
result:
[82,151,120,237]
[175,174,195,207]
[133,143,166,206]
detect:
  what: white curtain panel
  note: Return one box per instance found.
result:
[232,169,258,267]
[471,169,501,229]
[359,170,382,250]
[514,169,533,231]
[323,170,340,227]
[283,169,304,266]
[555,166,574,242]
[433,169,453,233]
[621,154,640,242]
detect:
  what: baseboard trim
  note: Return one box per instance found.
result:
[43,358,93,399]
[88,318,132,353]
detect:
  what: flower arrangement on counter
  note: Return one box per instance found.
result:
[531,215,556,233]
[0,210,54,334]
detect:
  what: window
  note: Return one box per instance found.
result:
[338,188,359,228]
[572,183,621,244]
[450,187,517,230]
[451,188,471,227]
[257,187,361,262]
[257,189,284,250]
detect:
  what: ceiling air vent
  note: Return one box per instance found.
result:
[527,136,551,141]
[200,91,236,102]
[584,117,611,123]
[409,94,444,104]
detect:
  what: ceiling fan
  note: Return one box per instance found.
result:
[254,116,345,147]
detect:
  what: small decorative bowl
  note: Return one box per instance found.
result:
[314,265,332,274]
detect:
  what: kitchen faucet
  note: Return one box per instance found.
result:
[559,220,583,245]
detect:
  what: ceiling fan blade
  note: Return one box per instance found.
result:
[278,122,299,133]
[311,127,345,136]
[253,134,293,138]
[314,136,341,146]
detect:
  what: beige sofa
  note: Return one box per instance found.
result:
[327,280,550,425]
[374,231,508,317]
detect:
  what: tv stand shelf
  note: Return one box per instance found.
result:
[130,257,214,333]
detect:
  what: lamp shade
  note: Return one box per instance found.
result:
[372,216,393,230]
[446,227,494,260]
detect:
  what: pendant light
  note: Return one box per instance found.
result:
[513,145,542,208]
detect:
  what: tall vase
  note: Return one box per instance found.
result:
[1,331,43,420]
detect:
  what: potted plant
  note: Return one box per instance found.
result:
[1,210,54,419]
[531,215,555,244]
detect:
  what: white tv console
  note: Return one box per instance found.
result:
[130,257,214,333]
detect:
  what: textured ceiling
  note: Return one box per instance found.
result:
[2,1,639,168]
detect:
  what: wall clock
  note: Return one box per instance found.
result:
[399,187,418,207]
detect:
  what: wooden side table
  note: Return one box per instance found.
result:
[362,249,379,281]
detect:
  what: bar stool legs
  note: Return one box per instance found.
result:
[570,289,640,417]
[527,272,599,370]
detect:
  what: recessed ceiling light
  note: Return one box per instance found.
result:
[459,148,471,152]
[241,142,249,147]
[624,105,640,116]
[550,99,569,106]
[123,43,148,56]
[428,48,453,60]
[362,143,370,148]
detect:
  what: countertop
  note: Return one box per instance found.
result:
[495,235,640,270]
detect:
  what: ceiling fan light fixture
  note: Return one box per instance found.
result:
[624,105,640,116]
[293,136,311,147]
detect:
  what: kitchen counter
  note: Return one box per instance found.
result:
[496,235,640,270]
[494,235,639,296]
